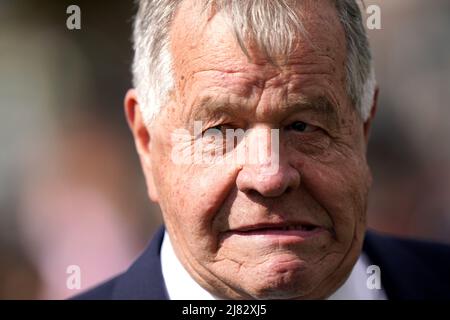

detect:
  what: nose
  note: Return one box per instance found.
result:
[236,163,300,197]
[235,128,300,198]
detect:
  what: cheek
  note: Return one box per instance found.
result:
[156,153,241,247]
[292,149,370,243]
[284,133,332,158]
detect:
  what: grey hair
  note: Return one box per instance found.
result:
[132,0,376,126]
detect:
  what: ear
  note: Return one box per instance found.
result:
[363,86,379,146]
[124,89,159,202]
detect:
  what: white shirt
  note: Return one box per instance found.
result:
[161,231,387,300]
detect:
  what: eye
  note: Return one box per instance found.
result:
[210,124,226,132]
[201,125,228,139]
[204,124,226,135]
[206,123,239,135]
[286,121,318,133]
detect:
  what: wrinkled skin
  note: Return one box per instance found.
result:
[125,0,377,299]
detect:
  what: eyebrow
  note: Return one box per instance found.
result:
[190,94,340,126]
[283,95,339,122]
[190,96,244,121]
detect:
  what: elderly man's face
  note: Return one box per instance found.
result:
[127,0,374,299]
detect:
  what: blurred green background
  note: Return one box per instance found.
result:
[1,0,449,299]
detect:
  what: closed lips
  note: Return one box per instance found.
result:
[230,223,320,234]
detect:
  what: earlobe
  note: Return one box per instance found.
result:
[124,89,137,130]
[124,89,159,203]
[363,86,379,144]
[124,89,150,156]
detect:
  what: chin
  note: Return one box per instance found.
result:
[247,277,314,300]
[240,258,318,300]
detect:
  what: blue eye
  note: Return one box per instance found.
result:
[211,125,225,131]
[208,123,239,134]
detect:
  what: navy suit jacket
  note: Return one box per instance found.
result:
[74,227,450,300]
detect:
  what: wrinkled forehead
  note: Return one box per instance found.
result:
[169,0,346,71]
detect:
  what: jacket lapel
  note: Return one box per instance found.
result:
[112,226,168,299]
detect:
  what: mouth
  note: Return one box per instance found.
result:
[227,222,326,238]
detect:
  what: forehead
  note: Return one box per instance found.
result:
[170,0,346,74]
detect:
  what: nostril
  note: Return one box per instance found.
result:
[246,189,261,199]
[236,164,300,197]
